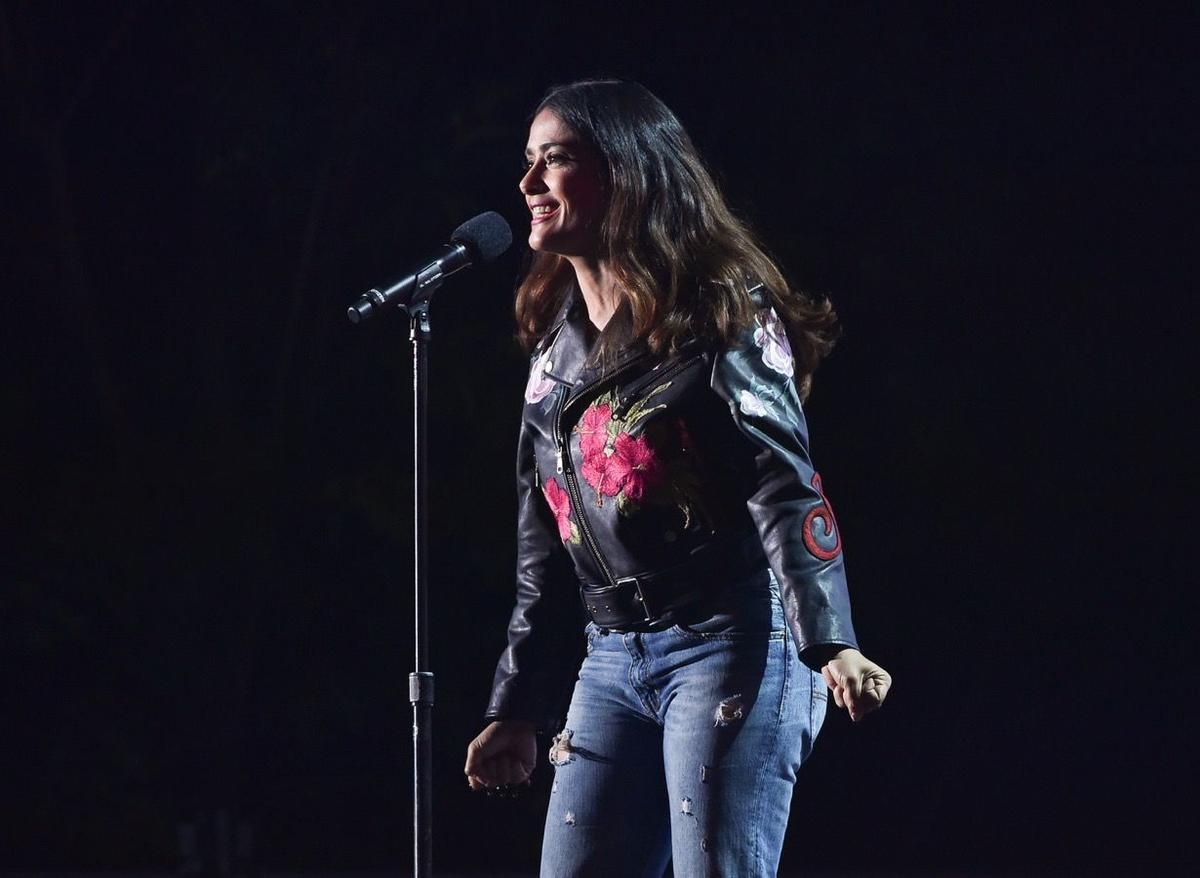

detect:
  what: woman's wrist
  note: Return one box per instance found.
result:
[488,718,539,734]
[800,643,859,670]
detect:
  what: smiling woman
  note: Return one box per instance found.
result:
[464,79,891,878]
[520,111,610,259]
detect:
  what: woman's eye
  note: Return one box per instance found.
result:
[522,153,569,172]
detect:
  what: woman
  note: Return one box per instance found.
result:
[464,79,891,877]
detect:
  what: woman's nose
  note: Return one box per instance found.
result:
[519,162,546,195]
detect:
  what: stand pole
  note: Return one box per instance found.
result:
[409,306,434,878]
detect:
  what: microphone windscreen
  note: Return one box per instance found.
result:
[451,211,513,263]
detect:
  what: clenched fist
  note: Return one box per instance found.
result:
[821,648,891,722]
[464,720,538,792]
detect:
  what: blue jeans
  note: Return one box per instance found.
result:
[539,567,828,877]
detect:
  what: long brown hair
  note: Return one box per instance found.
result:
[515,79,839,401]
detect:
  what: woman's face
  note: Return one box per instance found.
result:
[520,108,608,258]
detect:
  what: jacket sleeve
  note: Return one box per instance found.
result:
[709,302,859,669]
[484,395,584,731]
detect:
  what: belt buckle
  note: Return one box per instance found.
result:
[616,575,655,622]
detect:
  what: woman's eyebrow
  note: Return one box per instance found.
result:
[524,140,574,157]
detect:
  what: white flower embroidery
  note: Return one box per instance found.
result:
[524,346,556,403]
[753,308,794,377]
[738,389,769,417]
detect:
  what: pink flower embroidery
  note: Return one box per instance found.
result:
[579,427,664,505]
[576,402,612,459]
[753,308,794,377]
[581,449,626,499]
[574,388,670,512]
[524,347,556,404]
[612,433,663,501]
[542,477,579,543]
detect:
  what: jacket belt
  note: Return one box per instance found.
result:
[578,532,765,629]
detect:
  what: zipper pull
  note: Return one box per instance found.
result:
[555,447,564,473]
[534,462,540,488]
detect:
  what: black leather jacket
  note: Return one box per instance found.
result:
[486,283,858,727]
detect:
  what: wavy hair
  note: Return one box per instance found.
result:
[515,79,839,401]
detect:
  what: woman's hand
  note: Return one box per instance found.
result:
[821,648,891,722]
[464,720,538,793]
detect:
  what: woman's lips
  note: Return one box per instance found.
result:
[530,205,560,225]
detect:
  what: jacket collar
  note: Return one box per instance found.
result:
[542,283,647,388]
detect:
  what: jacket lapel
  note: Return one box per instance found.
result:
[543,286,592,387]
[542,285,642,373]
[543,287,651,408]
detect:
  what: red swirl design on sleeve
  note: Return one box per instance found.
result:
[802,472,842,561]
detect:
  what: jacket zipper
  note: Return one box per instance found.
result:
[610,352,704,419]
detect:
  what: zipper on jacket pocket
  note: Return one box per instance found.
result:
[611,352,705,419]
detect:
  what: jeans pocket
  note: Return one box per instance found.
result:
[810,669,829,738]
[584,621,596,653]
[670,610,764,640]
[669,577,786,641]
[667,592,787,642]
[584,620,610,654]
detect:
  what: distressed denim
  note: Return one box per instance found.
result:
[539,567,828,877]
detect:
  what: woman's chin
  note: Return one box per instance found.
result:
[528,237,566,257]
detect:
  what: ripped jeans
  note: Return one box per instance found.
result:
[539,567,828,877]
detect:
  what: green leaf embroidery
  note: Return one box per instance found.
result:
[621,381,672,427]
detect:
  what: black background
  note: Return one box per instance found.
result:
[3,2,1194,874]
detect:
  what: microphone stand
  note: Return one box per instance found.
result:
[350,240,501,878]
[408,301,434,878]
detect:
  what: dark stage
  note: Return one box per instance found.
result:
[2,2,1193,875]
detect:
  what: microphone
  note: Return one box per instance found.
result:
[347,211,513,323]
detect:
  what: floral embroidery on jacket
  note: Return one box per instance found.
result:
[575,400,612,460]
[524,345,556,404]
[575,387,668,511]
[737,376,787,419]
[753,307,795,377]
[570,382,709,534]
[738,389,769,417]
[541,477,580,544]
